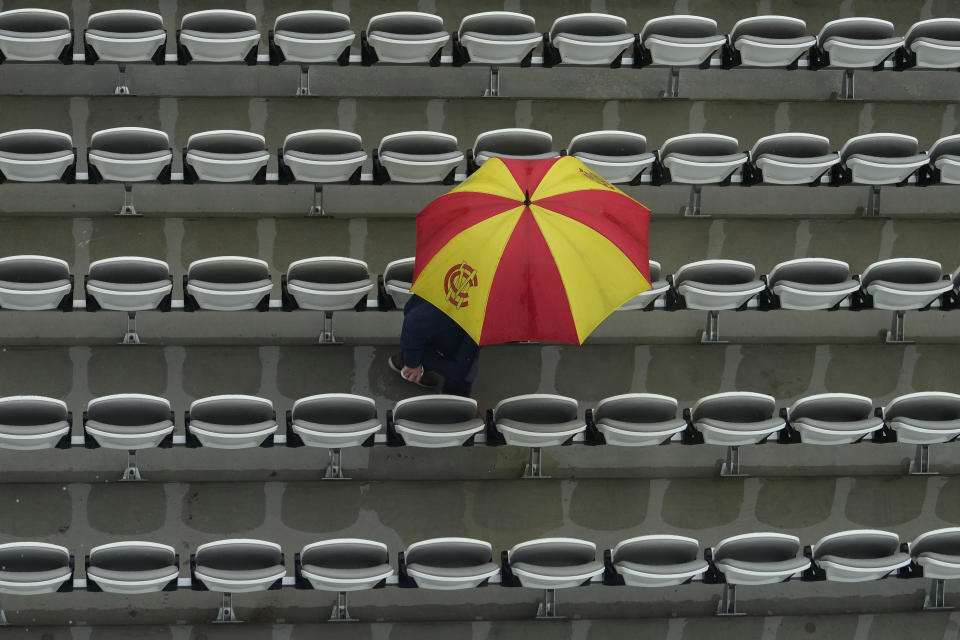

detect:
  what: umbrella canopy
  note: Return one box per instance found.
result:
[410,156,651,345]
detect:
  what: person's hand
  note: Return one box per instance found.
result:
[401,365,424,383]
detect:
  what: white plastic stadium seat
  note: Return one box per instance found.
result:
[457,12,540,65]
[494,394,584,448]
[568,131,655,184]
[298,539,393,591]
[179,10,259,64]
[838,133,927,185]
[767,258,860,310]
[377,132,463,183]
[639,15,726,67]
[659,134,747,184]
[727,16,815,67]
[0,255,71,311]
[284,257,373,310]
[883,392,960,445]
[403,538,499,590]
[185,257,273,311]
[88,127,172,183]
[272,11,354,63]
[812,530,910,582]
[187,395,277,449]
[911,528,960,580]
[281,130,366,184]
[787,393,883,445]
[674,259,764,310]
[711,533,810,585]
[619,260,669,310]
[0,129,74,182]
[860,258,951,310]
[86,541,178,594]
[0,396,70,450]
[610,535,707,587]
[0,9,71,62]
[185,130,269,183]
[365,12,449,64]
[391,395,485,448]
[692,391,785,447]
[818,18,902,68]
[902,19,960,69]
[192,539,285,592]
[86,257,172,312]
[291,394,380,449]
[548,14,633,66]
[0,542,72,595]
[85,10,166,63]
[383,257,416,308]
[508,538,603,589]
[84,393,174,450]
[473,128,557,168]
[926,135,960,184]
[592,393,686,446]
[749,133,839,185]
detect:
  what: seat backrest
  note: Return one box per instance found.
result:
[287,257,370,284]
[551,13,627,38]
[595,393,678,424]
[730,15,807,41]
[188,257,269,283]
[394,395,477,424]
[860,258,941,288]
[88,10,163,32]
[927,134,960,162]
[819,17,895,42]
[641,15,718,40]
[752,133,831,159]
[380,132,458,155]
[89,542,175,571]
[187,130,265,153]
[302,539,388,568]
[661,134,740,158]
[768,258,850,286]
[912,528,960,556]
[840,134,919,164]
[674,260,757,286]
[885,392,960,421]
[196,539,282,569]
[368,12,443,35]
[283,130,361,155]
[0,129,72,153]
[509,538,595,565]
[0,542,69,572]
[569,131,647,156]
[813,530,899,560]
[714,533,799,563]
[384,258,416,283]
[0,396,67,426]
[475,128,553,156]
[0,255,69,283]
[649,260,662,282]
[293,394,377,425]
[88,257,169,284]
[275,10,350,34]
[0,8,70,32]
[788,393,873,422]
[88,394,170,426]
[190,395,274,425]
[406,538,491,567]
[461,12,535,37]
[494,394,578,424]
[182,10,257,33]
[612,535,699,565]
[91,128,169,154]
[692,392,775,423]
[905,18,960,47]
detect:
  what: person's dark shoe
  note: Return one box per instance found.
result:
[388,353,404,375]
[388,353,441,388]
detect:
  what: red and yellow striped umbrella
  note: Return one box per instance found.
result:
[410,156,652,345]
